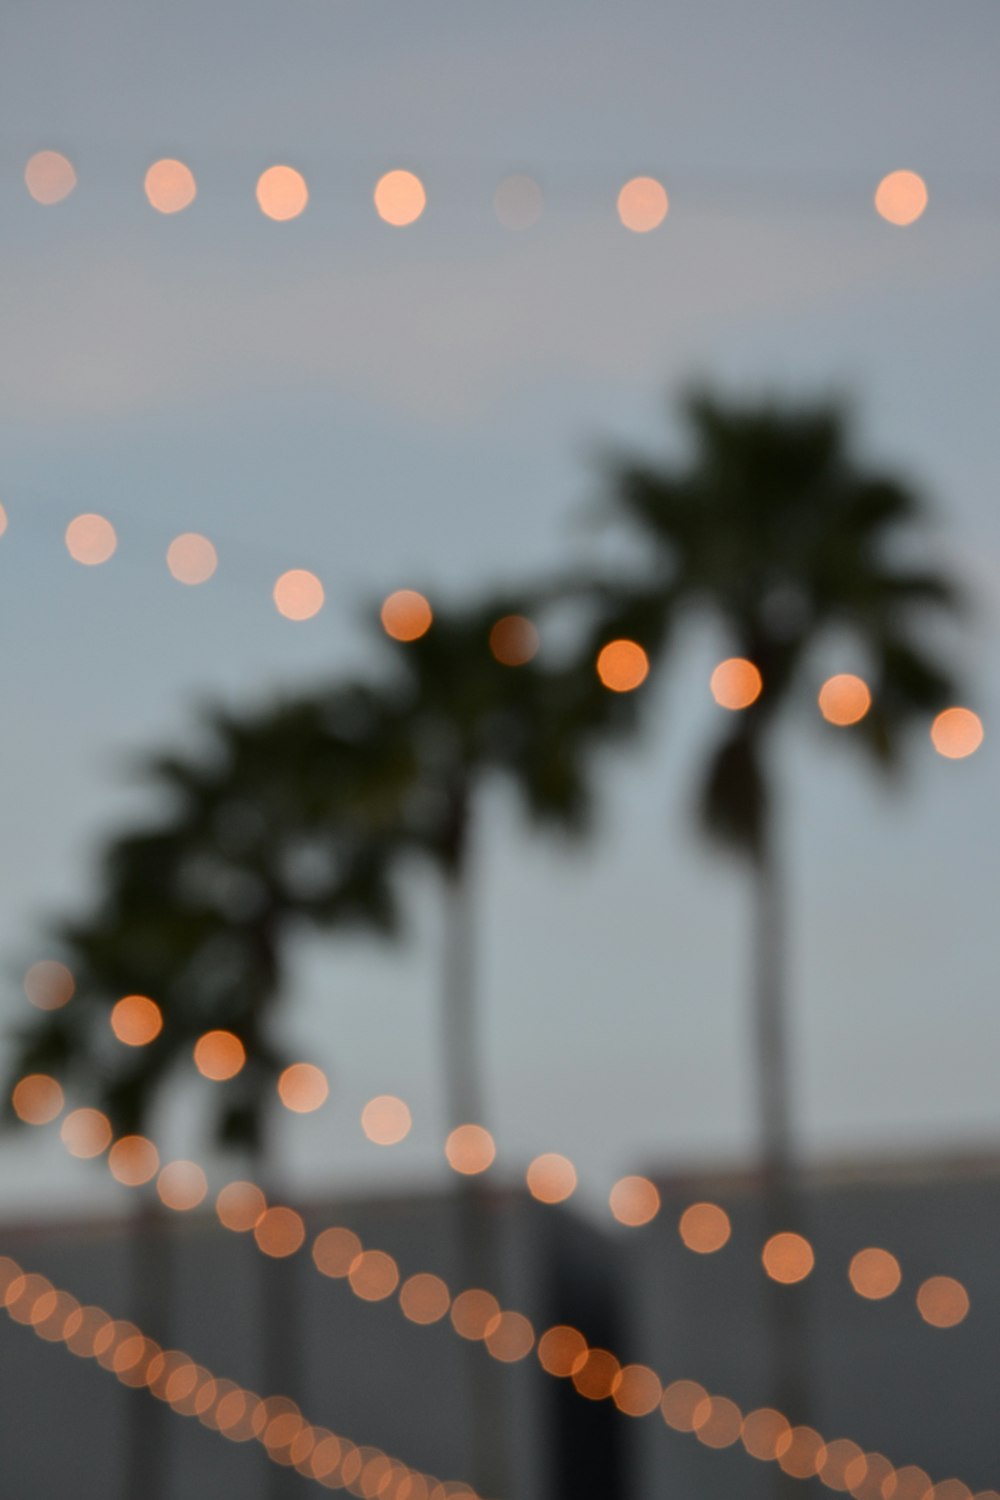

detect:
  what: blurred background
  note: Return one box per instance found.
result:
[2,2,999,1497]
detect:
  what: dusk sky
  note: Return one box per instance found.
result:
[2,0,999,1221]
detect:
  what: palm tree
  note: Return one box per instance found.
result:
[597,391,964,1448]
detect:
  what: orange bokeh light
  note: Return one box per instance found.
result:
[399,1273,451,1325]
[374,170,426,226]
[711,657,763,710]
[61,1108,112,1159]
[257,165,309,221]
[11,1074,64,1126]
[273,569,324,621]
[216,1181,267,1233]
[311,1227,362,1282]
[489,614,539,666]
[776,1425,825,1479]
[819,1438,867,1491]
[167,532,217,584]
[609,1174,661,1227]
[617,176,669,232]
[762,1231,815,1284]
[381,589,433,642]
[110,995,163,1047]
[931,707,983,760]
[819,673,871,726]
[65,514,117,566]
[742,1407,791,1461]
[916,1275,969,1328]
[875,171,928,227]
[25,151,77,205]
[23,959,75,1011]
[886,1466,934,1500]
[348,1250,399,1302]
[277,1063,329,1113]
[537,1324,589,1378]
[108,1135,160,1187]
[254,1207,306,1258]
[360,1094,412,1145]
[596,639,649,693]
[611,1363,663,1417]
[444,1123,496,1175]
[0,503,7,536]
[848,1247,901,1300]
[193,1030,246,1081]
[693,1395,744,1449]
[145,159,197,214]
[157,1160,208,1211]
[573,1348,621,1401]
[485,1311,535,1363]
[450,1289,501,1341]
[526,1152,578,1205]
[678,1201,732,1254]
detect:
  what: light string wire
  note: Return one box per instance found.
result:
[0,1250,483,1499]
[9,1078,995,1500]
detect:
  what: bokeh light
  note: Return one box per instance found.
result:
[596,639,649,693]
[485,1311,535,1363]
[678,1202,732,1254]
[762,1232,815,1284]
[693,1395,744,1449]
[157,1160,208,1211]
[661,1379,709,1431]
[617,176,669,232]
[374,170,426,226]
[742,1407,791,1461]
[0,504,7,536]
[257,165,309,221]
[489,614,539,666]
[494,174,544,230]
[381,589,433,641]
[255,1207,306,1258]
[819,674,871,726]
[399,1273,451,1325]
[216,1181,267,1233]
[776,1426,825,1479]
[526,1152,578,1205]
[167,532,217,584]
[573,1348,621,1401]
[711,657,763,710]
[312,1227,363,1279]
[444,1123,496,1175]
[450,1289,501,1340]
[278,1063,329,1113]
[849,1247,901,1300]
[25,151,77,205]
[931,707,983,759]
[888,1466,935,1500]
[60,1108,112,1159]
[110,995,163,1047]
[875,171,928,226]
[65,514,117,566]
[194,1030,246,1081]
[144,159,197,214]
[609,1175,661,1227]
[360,1094,412,1145]
[819,1439,867,1491]
[537,1324,588,1378]
[348,1250,399,1302]
[108,1135,160,1187]
[612,1363,663,1417]
[11,1074,64,1126]
[916,1276,969,1328]
[23,959,75,1011]
[273,569,324,621]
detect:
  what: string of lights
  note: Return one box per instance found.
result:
[8,1066,992,1499]
[11,151,937,230]
[0,1250,482,1498]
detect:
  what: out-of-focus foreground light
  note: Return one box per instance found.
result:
[23,960,75,1011]
[848,1246,901,1300]
[110,995,163,1047]
[916,1275,969,1329]
[216,1181,267,1233]
[61,1108,112,1159]
[12,1074,64,1126]
[609,1175,661,1227]
[762,1231,814,1284]
[617,176,668,232]
[25,151,77,204]
[596,639,649,692]
[444,1123,496,1175]
[256,165,309,221]
[361,1095,412,1145]
[167,532,217,584]
[193,1030,246,1081]
[526,1153,577,1204]
[273,569,324,621]
[108,1135,160,1187]
[381,589,432,641]
[489,614,539,665]
[145,159,197,214]
[678,1202,731,1254]
[710,657,762,710]
[374,170,426,226]
[254,1207,306,1259]
[818,673,871,726]
[875,170,928,226]
[931,707,983,760]
[66,514,117,565]
[278,1063,329,1113]
[157,1160,208,1211]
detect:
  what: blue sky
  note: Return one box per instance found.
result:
[2,0,999,1219]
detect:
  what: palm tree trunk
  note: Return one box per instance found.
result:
[442,781,509,1500]
[753,814,810,1494]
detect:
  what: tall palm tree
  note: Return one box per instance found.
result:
[597,392,964,1451]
